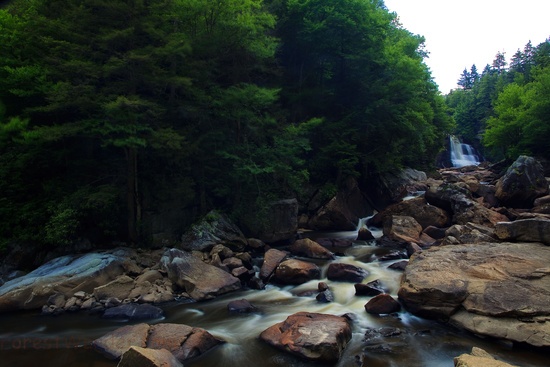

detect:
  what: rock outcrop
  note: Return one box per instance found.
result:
[0,251,126,312]
[398,242,550,347]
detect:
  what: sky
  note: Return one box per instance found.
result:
[383,0,550,93]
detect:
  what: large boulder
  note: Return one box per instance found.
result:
[259,248,288,281]
[147,323,223,361]
[425,182,472,213]
[367,168,428,209]
[94,275,135,301]
[370,197,450,229]
[259,312,352,363]
[92,322,223,362]
[398,242,550,347]
[160,248,241,300]
[365,294,401,314]
[288,238,334,260]
[245,199,299,243]
[307,177,372,231]
[495,156,549,208]
[494,218,550,244]
[442,223,496,245]
[425,182,508,227]
[180,211,247,252]
[451,310,550,348]
[383,216,423,244]
[0,251,126,312]
[273,259,321,285]
[93,323,150,360]
[327,263,368,283]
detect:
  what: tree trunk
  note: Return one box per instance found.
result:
[126,146,140,244]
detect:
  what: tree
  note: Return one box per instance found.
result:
[0,0,192,245]
[457,65,478,90]
[483,67,550,159]
[492,51,507,74]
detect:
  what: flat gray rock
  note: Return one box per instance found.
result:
[0,252,126,312]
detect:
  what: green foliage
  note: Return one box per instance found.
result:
[483,66,550,159]
[449,38,550,161]
[0,0,458,250]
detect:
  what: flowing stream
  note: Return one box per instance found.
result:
[0,227,548,367]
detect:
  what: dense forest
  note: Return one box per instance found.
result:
[446,38,550,161]
[0,0,456,251]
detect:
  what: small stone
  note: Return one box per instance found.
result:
[316,290,334,303]
[73,291,87,299]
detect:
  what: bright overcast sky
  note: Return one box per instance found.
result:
[383,0,550,94]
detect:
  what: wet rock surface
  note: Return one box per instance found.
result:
[118,346,183,367]
[259,312,352,363]
[92,322,223,362]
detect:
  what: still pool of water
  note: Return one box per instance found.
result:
[1,232,548,367]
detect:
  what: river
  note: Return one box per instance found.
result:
[0,228,548,367]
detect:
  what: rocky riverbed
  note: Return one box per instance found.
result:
[1,155,550,367]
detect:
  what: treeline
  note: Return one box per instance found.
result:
[0,0,452,249]
[446,38,550,160]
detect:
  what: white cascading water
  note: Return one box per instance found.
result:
[449,135,480,167]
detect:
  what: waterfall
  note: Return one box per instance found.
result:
[449,136,480,167]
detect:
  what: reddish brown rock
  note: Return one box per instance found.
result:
[327,263,368,283]
[93,323,224,362]
[259,249,288,280]
[92,323,150,359]
[118,346,182,367]
[259,312,352,363]
[148,323,223,361]
[365,294,401,314]
[288,238,334,259]
[355,280,386,296]
[273,259,320,285]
